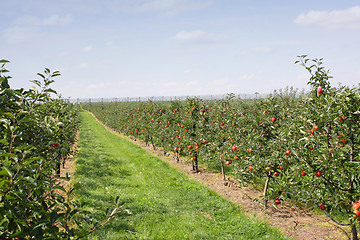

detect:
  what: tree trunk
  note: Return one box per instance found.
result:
[150,136,156,150]
[352,223,358,240]
[221,162,225,181]
[161,140,166,155]
[57,162,61,177]
[263,172,270,197]
[192,153,198,173]
[263,172,271,208]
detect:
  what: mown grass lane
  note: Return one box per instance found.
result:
[74,111,289,240]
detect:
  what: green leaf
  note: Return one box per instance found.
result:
[22,157,41,166]
[44,88,57,94]
[0,217,9,227]
[37,73,45,79]
[115,196,120,205]
[1,167,13,178]
[2,112,14,119]
[30,79,42,87]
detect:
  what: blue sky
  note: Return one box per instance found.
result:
[1,0,359,99]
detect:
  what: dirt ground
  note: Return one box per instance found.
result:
[61,114,354,240]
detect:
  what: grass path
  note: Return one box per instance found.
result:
[74,111,289,240]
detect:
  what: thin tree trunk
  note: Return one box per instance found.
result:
[352,223,358,240]
[161,140,166,155]
[192,152,198,173]
[221,162,225,181]
[263,172,271,196]
[150,136,156,150]
[263,172,271,208]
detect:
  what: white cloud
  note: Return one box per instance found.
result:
[87,81,129,90]
[82,45,93,52]
[105,41,116,47]
[294,6,360,29]
[137,0,212,16]
[57,51,70,57]
[79,63,89,68]
[13,14,72,26]
[186,81,198,86]
[43,14,72,26]
[173,30,221,43]
[238,74,255,81]
[239,47,272,55]
[187,77,237,95]
[163,82,178,87]
[3,27,41,43]
[184,69,192,74]
[209,77,229,86]
[13,15,42,25]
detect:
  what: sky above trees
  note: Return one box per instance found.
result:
[1,0,359,98]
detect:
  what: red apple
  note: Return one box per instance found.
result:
[353,202,360,211]
[354,210,360,218]
[315,171,322,177]
[225,160,232,165]
[317,88,323,95]
[319,203,326,211]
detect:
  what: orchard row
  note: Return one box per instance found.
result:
[0,61,81,239]
[83,56,360,236]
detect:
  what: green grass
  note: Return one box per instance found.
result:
[74,111,290,240]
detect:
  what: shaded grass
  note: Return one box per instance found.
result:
[74,111,290,240]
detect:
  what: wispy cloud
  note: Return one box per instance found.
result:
[163,82,178,87]
[186,81,198,86]
[136,0,213,16]
[188,77,237,95]
[87,81,129,90]
[82,45,94,52]
[78,63,89,68]
[238,74,255,81]
[173,30,223,44]
[238,47,272,55]
[13,14,72,26]
[210,77,228,85]
[3,27,41,43]
[294,6,360,29]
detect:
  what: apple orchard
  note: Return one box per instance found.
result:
[83,56,360,237]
